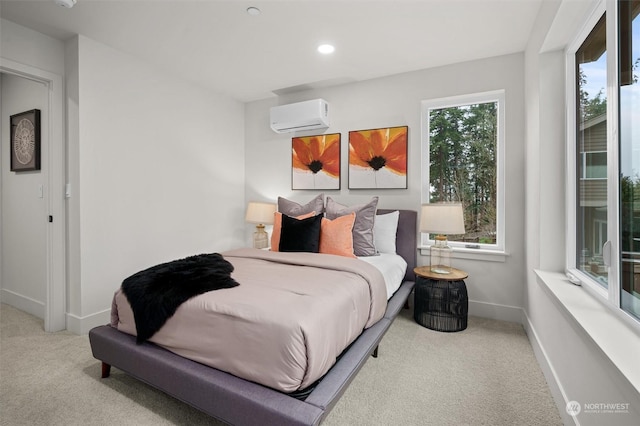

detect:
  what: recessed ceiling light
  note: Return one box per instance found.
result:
[54,0,76,7]
[317,44,335,54]
[246,6,261,16]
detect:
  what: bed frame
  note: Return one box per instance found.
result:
[89,209,416,426]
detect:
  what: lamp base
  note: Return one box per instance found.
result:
[430,265,451,275]
[430,235,452,274]
[253,224,269,249]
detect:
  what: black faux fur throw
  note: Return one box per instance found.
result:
[121,253,239,343]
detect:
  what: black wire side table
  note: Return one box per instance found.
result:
[413,266,469,332]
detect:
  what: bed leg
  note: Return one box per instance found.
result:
[101,362,111,378]
[372,345,379,358]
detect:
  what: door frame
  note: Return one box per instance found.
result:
[1,57,66,332]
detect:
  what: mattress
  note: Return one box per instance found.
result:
[111,248,388,393]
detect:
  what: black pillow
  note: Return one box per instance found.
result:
[279,213,322,253]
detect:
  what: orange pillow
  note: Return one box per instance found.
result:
[319,212,357,258]
[271,211,316,251]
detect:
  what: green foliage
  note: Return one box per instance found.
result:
[579,68,607,122]
[429,102,497,243]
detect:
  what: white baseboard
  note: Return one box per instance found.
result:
[0,288,45,319]
[1,288,110,335]
[468,299,523,323]
[522,310,579,426]
[66,309,110,335]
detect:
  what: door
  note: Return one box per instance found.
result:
[0,59,66,332]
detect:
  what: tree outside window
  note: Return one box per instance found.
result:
[427,100,499,246]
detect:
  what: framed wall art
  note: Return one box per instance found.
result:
[10,109,41,172]
[348,125,408,189]
[292,133,341,190]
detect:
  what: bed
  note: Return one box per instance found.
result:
[89,208,416,425]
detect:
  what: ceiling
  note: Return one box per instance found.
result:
[0,0,544,102]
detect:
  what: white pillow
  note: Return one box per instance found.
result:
[374,210,399,254]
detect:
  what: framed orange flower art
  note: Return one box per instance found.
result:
[292,133,341,190]
[348,126,408,189]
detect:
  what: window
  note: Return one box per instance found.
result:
[618,0,640,319]
[582,151,607,179]
[576,12,609,288]
[568,0,640,322]
[421,91,505,252]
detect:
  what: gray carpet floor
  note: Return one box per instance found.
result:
[0,302,562,425]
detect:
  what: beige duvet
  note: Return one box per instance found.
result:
[112,248,387,393]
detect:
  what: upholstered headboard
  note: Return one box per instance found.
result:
[377,209,417,282]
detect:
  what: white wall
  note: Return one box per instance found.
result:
[65,35,246,332]
[0,19,65,75]
[0,73,48,318]
[245,53,527,321]
[2,20,247,332]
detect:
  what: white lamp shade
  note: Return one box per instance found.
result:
[420,203,465,235]
[245,202,276,225]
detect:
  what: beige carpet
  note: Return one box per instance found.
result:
[0,302,562,426]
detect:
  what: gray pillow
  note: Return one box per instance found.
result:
[325,196,379,256]
[277,193,325,216]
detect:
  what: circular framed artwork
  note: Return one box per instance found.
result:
[10,109,41,172]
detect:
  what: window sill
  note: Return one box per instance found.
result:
[535,269,640,395]
[419,246,508,263]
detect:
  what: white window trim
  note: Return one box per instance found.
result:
[419,246,508,263]
[606,0,622,309]
[565,0,616,300]
[420,90,506,257]
[565,0,640,329]
[546,0,640,398]
[536,270,640,396]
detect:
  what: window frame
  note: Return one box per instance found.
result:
[420,90,506,255]
[564,0,640,329]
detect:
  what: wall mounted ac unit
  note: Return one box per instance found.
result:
[270,99,329,133]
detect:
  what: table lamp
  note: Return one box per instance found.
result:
[245,202,276,249]
[420,203,465,274]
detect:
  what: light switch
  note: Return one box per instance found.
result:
[38,184,44,198]
[65,183,71,198]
